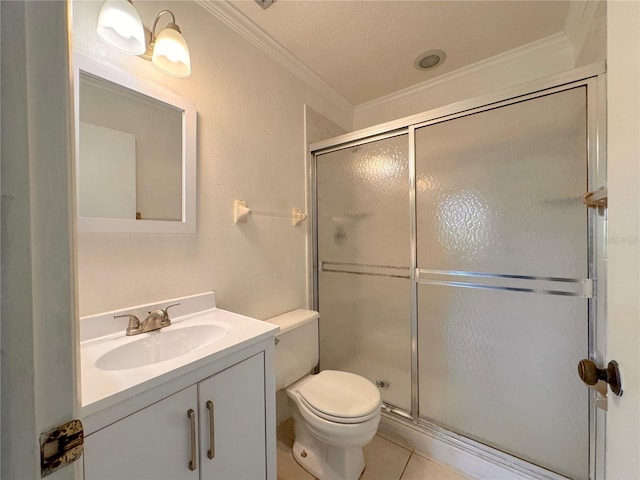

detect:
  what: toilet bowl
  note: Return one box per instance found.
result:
[286,371,381,479]
[267,310,381,480]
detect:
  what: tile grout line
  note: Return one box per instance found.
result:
[398,451,414,480]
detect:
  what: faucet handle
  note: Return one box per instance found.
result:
[114,314,142,336]
[161,303,181,320]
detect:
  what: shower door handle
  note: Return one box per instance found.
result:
[578,359,623,396]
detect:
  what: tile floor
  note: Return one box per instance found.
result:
[277,419,469,480]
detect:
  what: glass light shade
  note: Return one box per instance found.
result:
[152,28,191,77]
[96,0,146,55]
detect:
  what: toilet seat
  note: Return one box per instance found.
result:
[298,370,381,424]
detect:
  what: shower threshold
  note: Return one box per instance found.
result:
[379,408,570,480]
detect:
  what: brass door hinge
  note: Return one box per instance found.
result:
[40,419,84,477]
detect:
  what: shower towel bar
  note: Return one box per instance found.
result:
[233,199,307,226]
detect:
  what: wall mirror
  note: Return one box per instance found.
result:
[73,53,196,233]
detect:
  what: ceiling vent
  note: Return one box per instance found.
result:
[255,0,276,9]
[414,50,446,71]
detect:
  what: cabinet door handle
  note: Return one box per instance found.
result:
[187,408,197,471]
[206,400,215,459]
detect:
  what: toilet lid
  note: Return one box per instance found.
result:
[299,370,380,422]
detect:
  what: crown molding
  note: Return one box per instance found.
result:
[564,0,602,64]
[195,0,354,114]
[196,1,584,122]
[354,32,573,116]
[564,0,587,44]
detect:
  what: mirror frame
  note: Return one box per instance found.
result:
[73,53,196,233]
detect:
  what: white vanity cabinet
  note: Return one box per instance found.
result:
[198,352,266,479]
[83,353,268,480]
[83,384,199,480]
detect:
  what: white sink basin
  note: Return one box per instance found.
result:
[95,323,229,370]
[80,297,280,421]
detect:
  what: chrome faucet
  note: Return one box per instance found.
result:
[114,303,180,336]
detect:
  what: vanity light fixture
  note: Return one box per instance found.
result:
[96,0,146,55]
[143,10,191,77]
[96,1,191,77]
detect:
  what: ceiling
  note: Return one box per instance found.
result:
[227,0,571,106]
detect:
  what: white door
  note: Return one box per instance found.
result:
[1,1,79,479]
[604,3,640,479]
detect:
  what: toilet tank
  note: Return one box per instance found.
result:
[266,309,319,391]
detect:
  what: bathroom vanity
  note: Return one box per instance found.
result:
[80,293,278,479]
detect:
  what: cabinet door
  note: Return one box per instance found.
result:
[198,353,266,480]
[84,385,199,480]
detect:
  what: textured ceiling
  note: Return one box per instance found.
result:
[229,0,571,105]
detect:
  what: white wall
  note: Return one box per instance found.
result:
[73,1,352,318]
[305,106,347,147]
[605,2,640,478]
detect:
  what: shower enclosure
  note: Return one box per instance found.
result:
[311,70,606,480]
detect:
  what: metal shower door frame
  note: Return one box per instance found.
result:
[310,63,606,480]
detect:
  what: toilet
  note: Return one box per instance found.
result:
[267,309,381,480]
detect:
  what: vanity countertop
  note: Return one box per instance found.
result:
[80,292,279,431]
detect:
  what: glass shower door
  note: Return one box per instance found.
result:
[316,134,412,412]
[415,87,590,479]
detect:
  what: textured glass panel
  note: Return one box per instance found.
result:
[316,134,411,411]
[416,88,590,479]
[317,135,410,267]
[418,284,589,479]
[415,87,588,278]
[319,272,411,411]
